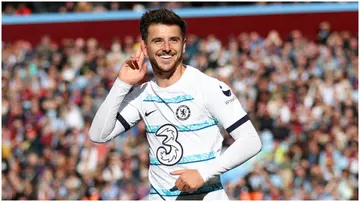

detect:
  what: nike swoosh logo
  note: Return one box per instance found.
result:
[145,109,157,117]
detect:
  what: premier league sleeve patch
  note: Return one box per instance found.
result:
[219,83,232,97]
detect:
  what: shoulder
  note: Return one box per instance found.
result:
[186,66,233,103]
[189,66,229,94]
[187,65,221,88]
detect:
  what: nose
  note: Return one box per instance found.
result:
[162,41,171,53]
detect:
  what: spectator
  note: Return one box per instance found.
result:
[15,3,32,15]
[3,4,16,15]
[75,2,93,13]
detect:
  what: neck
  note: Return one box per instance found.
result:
[153,63,186,88]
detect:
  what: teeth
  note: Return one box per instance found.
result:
[160,55,171,59]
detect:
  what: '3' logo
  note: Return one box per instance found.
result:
[155,124,183,166]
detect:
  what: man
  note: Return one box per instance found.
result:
[89,8,262,200]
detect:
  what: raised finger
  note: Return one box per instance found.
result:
[138,49,145,65]
[135,45,141,59]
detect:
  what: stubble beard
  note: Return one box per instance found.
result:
[149,50,183,78]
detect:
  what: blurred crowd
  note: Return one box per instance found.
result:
[2,20,358,200]
[3,2,315,15]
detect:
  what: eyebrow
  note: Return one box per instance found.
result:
[170,36,180,40]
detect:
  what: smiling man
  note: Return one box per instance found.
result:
[89,8,262,200]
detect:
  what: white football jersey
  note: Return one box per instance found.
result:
[117,65,247,200]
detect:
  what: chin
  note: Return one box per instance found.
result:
[158,64,176,72]
[152,59,177,73]
[150,54,182,74]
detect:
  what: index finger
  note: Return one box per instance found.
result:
[138,49,145,65]
[135,45,141,59]
[171,170,185,175]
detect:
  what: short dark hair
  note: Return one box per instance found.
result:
[140,8,187,42]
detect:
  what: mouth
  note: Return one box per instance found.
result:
[158,54,174,61]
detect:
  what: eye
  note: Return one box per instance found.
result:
[153,38,162,44]
[170,38,179,43]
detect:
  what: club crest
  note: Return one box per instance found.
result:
[176,105,191,121]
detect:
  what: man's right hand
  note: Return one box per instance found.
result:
[118,44,148,85]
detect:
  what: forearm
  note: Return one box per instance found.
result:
[89,78,132,143]
[198,121,262,182]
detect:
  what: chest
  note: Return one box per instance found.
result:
[140,92,212,132]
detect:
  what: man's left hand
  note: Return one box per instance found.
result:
[170,169,205,192]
